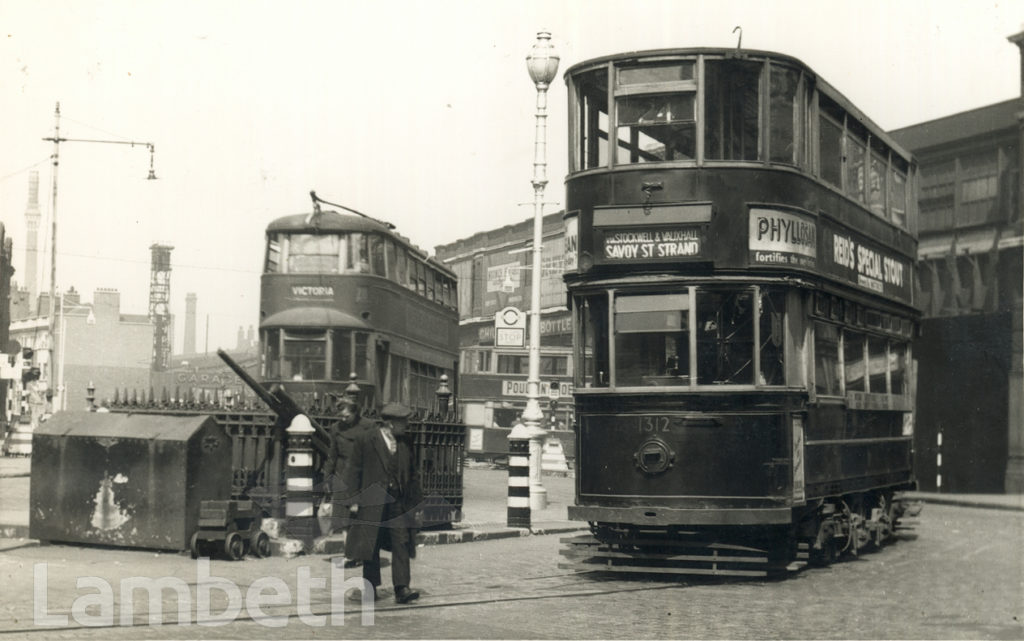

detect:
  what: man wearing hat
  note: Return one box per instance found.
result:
[325,398,377,535]
[341,402,423,604]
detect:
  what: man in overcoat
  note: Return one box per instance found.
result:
[324,398,376,535]
[341,402,423,604]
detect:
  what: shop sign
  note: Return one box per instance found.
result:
[501,380,573,397]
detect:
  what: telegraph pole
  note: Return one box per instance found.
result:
[41,102,157,412]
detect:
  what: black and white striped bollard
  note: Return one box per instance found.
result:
[507,423,531,528]
[286,413,317,544]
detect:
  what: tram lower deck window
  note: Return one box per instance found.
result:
[614,293,690,387]
[283,330,327,381]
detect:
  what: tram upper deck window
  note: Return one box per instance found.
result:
[348,233,370,273]
[845,125,868,204]
[769,65,801,165]
[704,59,761,161]
[819,100,843,188]
[890,158,909,229]
[613,293,690,387]
[286,234,342,273]
[265,235,281,273]
[616,93,696,162]
[573,67,609,171]
[868,140,888,218]
[615,62,696,164]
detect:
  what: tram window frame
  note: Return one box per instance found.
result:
[815,106,839,187]
[348,233,370,273]
[615,92,697,163]
[703,57,762,162]
[844,126,868,204]
[330,330,353,381]
[426,268,436,303]
[396,248,409,288]
[813,321,841,396]
[354,332,370,380]
[575,293,609,388]
[369,234,386,276]
[695,288,755,385]
[286,233,342,274]
[758,290,786,385]
[282,329,328,381]
[265,235,281,273]
[890,157,910,229]
[572,66,610,171]
[868,141,889,218]
[842,329,866,392]
[612,292,691,387]
[867,335,888,393]
[614,61,698,165]
[768,63,802,165]
[890,341,908,396]
[263,328,281,379]
[385,239,398,281]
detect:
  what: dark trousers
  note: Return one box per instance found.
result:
[362,502,411,589]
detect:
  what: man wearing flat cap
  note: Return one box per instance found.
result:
[342,402,423,604]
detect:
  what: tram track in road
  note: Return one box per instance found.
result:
[0,571,686,637]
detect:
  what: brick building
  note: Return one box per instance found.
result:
[7,287,153,421]
[434,211,573,434]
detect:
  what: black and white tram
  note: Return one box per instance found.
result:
[559,48,921,576]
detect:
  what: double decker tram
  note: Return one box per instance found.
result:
[259,195,458,410]
[560,49,921,576]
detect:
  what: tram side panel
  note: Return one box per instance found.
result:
[803,404,915,501]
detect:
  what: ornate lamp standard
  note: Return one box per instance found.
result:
[521,31,560,511]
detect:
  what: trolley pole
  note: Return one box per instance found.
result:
[521,31,560,512]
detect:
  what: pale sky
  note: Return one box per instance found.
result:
[0,0,1019,353]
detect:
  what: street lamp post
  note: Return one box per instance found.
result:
[522,31,560,511]
[41,102,157,413]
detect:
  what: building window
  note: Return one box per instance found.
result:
[497,354,528,374]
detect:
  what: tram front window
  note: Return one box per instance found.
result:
[696,289,755,384]
[613,293,690,386]
[282,330,327,381]
[577,295,609,387]
[286,234,342,273]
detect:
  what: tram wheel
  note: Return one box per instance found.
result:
[224,532,244,561]
[252,532,272,558]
